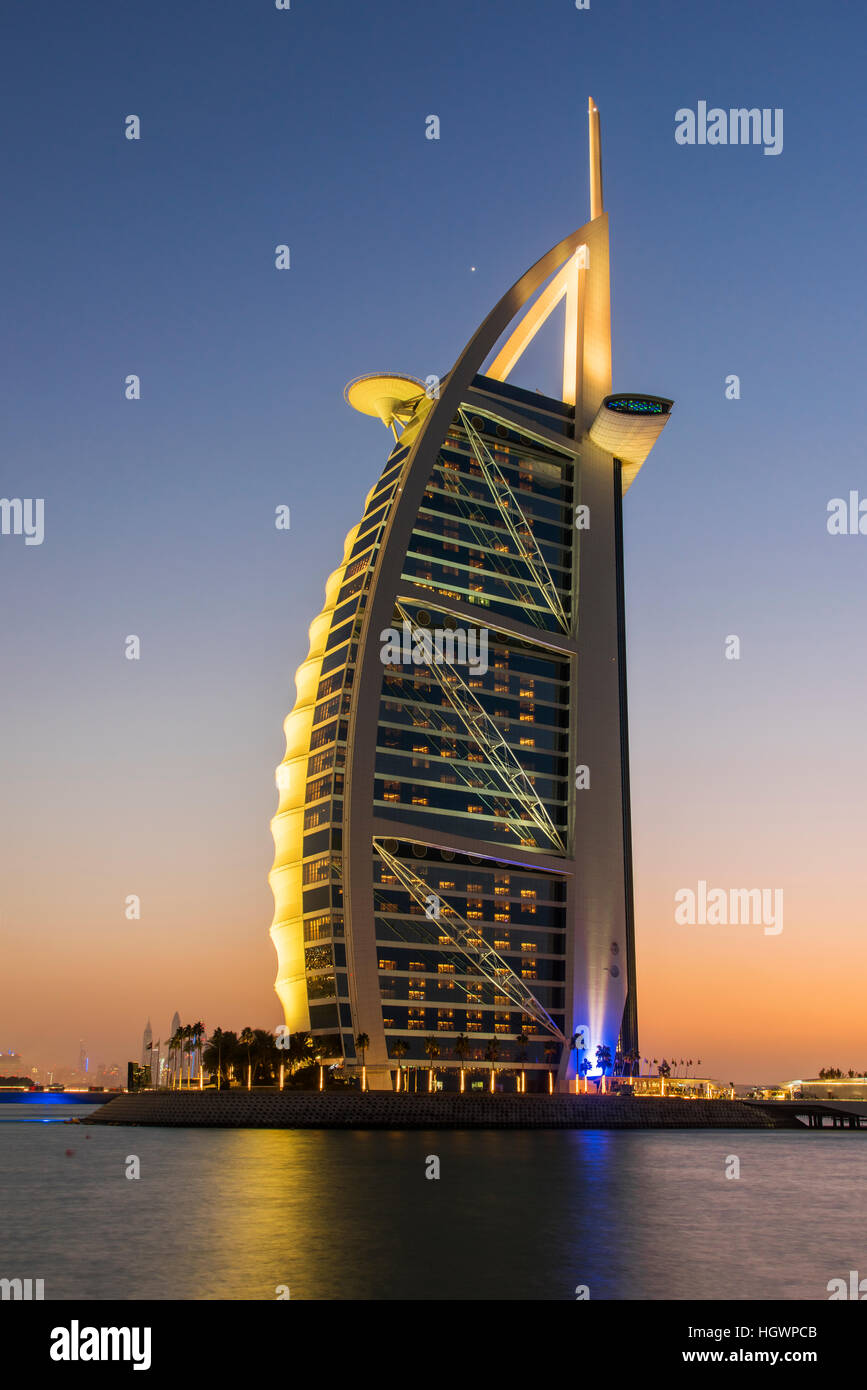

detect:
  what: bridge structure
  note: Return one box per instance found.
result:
[744,1099,867,1130]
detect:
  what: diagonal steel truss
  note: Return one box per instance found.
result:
[423,459,551,629]
[373,837,566,1043]
[394,602,565,853]
[459,408,570,633]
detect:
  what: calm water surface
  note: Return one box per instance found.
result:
[1,1108,864,1299]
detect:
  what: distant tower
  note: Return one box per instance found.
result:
[78,1039,87,1076]
[169,1011,181,1038]
[141,1018,152,1068]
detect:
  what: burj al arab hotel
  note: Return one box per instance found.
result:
[269,100,672,1091]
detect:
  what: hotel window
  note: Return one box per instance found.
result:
[411,793,429,806]
[467,803,483,814]
[378,959,397,971]
[519,737,535,747]
[467,1012,483,1031]
[466,987,482,1004]
[494,993,509,1006]
[467,883,484,893]
[383,1017,396,1029]
[379,871,397,885]
[521,962,537,979]
[519,711,534,722]
[408,982,426,1000]
[438,963,455,974]
[313,695,341,725]
[494,911,510,923]
[439,880,455,890]
[309,720,338,751]
[303,915,334,943]
[383,781,400,802]
[308,749,335,776]
[409,961,425,972]
[520,942,538,953]
[437,934,451,946]
[520,889,537,901]
[408,1010,425,1031]
[305,774,332,804]
[305,945,332,971]
[302,857,331,885]
[308,974,337,999]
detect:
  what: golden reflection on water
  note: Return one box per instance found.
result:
[1,1124,863,1300]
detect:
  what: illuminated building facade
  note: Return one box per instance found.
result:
[269,101,672,1090]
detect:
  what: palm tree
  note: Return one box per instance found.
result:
[182,1024,194,1087]
[191,1021,205,1083]
[424,1036,440,1092]
[453,1034,470,1093]
[168,1027,184,1089]
[484,1037,500,1093]
[355,1033,370,1091]
[203,1028,230,1088]
[252,1028,277,1085]
[239,1027,255,1090]
[516,1032,529,1093]
[580,1057,592,1091]
[595,1043,612,1093]
[289,1031,314,1076]
[391,1038,408,1092]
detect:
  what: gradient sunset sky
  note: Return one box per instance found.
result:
[2,0,866,1082]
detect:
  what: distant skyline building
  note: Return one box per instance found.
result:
[141,1018,152,1069]
[269,99,672,1090]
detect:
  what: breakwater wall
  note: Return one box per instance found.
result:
[83,1091,792,1130]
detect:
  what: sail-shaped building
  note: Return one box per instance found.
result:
[269,100,672,1090]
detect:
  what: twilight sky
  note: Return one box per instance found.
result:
[2,0,866,1082]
